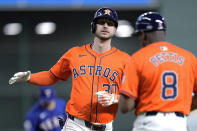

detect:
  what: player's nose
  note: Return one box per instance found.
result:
[103,23,109,27]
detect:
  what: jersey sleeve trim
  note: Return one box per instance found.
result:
[49,69,65,81]
[49,70,58,78]
[119,90,137,100]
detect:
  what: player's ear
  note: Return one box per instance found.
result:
[143,32,147,41]
[140,32,148,47]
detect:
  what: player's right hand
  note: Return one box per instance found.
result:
[9,71,31,84]
[96,91,119,107]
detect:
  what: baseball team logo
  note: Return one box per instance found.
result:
[44,89,52,98]
[104,9,111,15]
[160,46,168,51]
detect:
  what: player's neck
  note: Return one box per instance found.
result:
[92,38,112,53]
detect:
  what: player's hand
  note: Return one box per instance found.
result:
[96,91,119,107]
[9,71,31,84]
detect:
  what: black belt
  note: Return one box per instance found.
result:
[146,111,184,118]
[68,114,106,131]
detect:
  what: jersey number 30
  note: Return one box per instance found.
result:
[161,71,178,100]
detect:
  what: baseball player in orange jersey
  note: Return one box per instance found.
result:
[9,7,130,131]
[119,12,197,131]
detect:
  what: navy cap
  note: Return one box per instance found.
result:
[135,12,166,34]
[39,86,56,102]
[93,7,118,27]
[91,7,118,33]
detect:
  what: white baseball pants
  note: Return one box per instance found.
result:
[132,112,187,131]
[62,117,113,131]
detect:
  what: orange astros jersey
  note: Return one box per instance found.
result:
[120,41,197,116]
[50,43,129,124]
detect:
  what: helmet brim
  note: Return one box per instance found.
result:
[93,16,118,28]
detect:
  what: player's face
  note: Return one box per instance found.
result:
[40,101,51,107]
[95,18,117,40]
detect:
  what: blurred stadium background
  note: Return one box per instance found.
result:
[0,0,197,131]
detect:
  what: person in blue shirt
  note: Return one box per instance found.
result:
[23,86,67,131]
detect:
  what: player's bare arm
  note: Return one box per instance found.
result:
[191,95,197,111]
[119,94,135,113]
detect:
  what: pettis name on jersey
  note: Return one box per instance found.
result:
[150,52,184,67]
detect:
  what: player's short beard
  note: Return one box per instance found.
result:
[40,102,50,108]
[94,31,113,40]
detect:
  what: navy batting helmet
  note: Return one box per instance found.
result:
[91,7,118,33]
[134,12,166,34]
